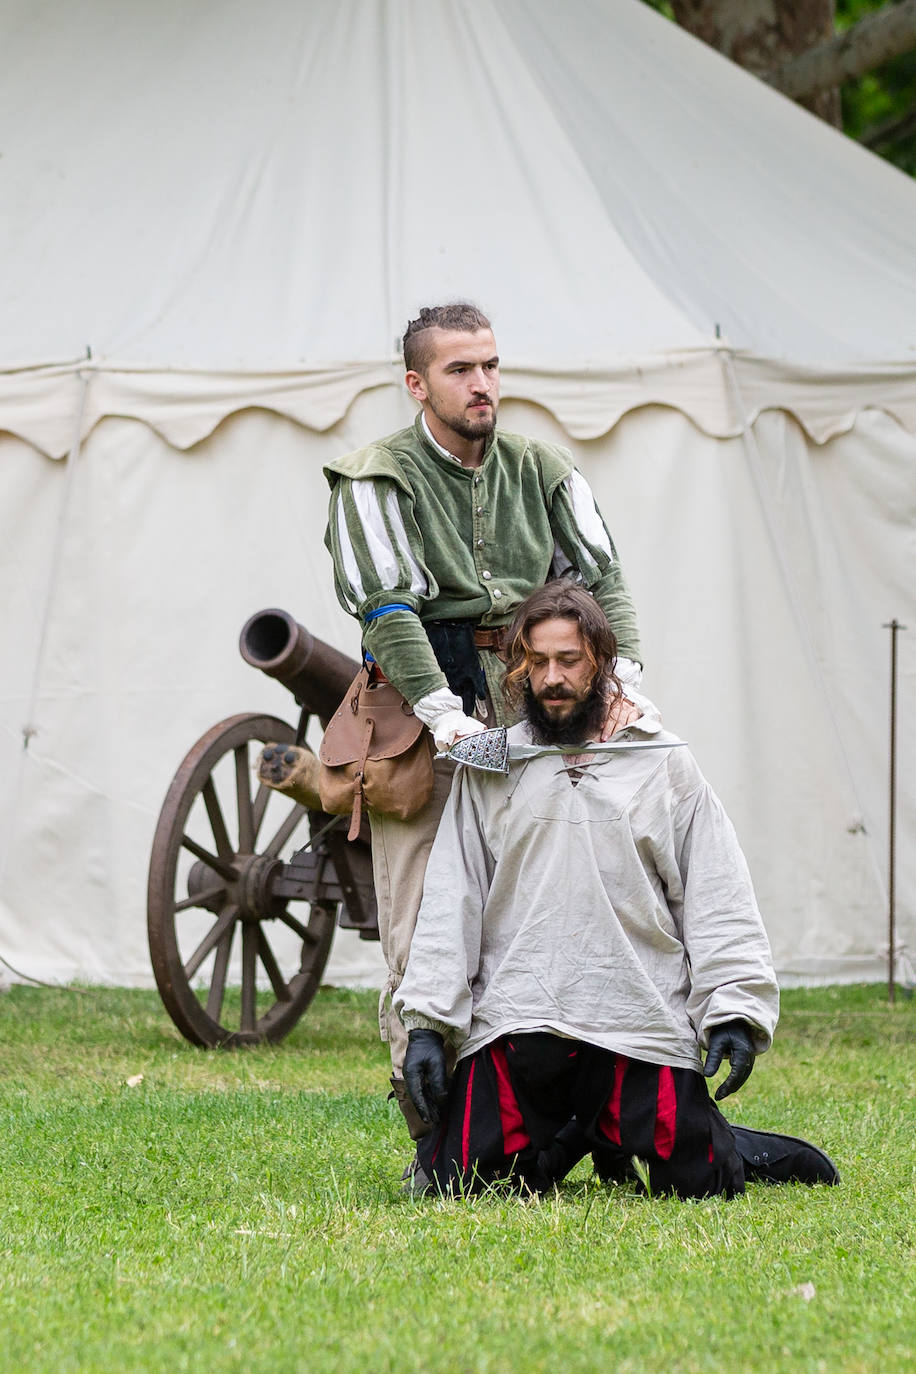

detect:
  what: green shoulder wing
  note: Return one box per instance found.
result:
[323,431,416,496]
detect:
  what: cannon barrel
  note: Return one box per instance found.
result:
[239,608,359,726]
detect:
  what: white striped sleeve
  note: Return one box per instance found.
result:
[329,477,430,615]
[564,470,615,561]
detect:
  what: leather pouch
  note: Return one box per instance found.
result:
[318,666,434,840]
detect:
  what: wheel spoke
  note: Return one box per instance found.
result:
[263,802,308,858]
[241,924,258,1031]
[202,778,233,860]
[174,884,226,913]
[180,834,238,883]
[258,930,291,1002]
[235,744,255,854]
[205,928,234,1021]
[279,908,320,945]
[183,905,238,982]
[251,781,271,846]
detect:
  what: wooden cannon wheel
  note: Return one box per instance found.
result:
[147,712,336,1047]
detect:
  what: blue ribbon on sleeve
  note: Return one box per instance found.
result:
[362,602,417,664]
[363,603,415,622]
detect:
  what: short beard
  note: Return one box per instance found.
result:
[451,414,496,442]
[523,678,608,747]
[428,397,497,443]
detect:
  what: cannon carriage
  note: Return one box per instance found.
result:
[147,610,378,1048]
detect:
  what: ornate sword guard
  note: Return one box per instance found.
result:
[447,727,510,774]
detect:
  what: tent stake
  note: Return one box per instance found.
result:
[883,618,906,1003]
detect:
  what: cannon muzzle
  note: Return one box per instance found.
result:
[239,608,359,726]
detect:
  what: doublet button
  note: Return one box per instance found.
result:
[493,589,503,599]
[482,570,492,580]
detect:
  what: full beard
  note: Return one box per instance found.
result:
[523,679,608,747]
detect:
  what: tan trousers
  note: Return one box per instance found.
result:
[369,754,456,1079]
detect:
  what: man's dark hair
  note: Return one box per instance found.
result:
[502,580,621,718]
[402,302,492,374]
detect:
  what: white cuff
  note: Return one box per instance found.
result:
[411,686,464,728]
[624,687,662,728]
[615,656,642,691]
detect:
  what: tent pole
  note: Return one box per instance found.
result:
[883,618,905,1003]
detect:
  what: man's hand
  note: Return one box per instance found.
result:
[702,1020,756,1100]
[411,688,487,752]
[403,1029,449,1125]
[600,696,641,739]
[431,711,486,752]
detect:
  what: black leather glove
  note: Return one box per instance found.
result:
[702,1019,756,1101]
[403,1029,449,1126]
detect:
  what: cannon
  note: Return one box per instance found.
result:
[147,609,378,1048]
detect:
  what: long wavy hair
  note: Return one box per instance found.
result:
[502,581,622,718]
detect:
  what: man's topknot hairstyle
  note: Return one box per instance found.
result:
[402,302,492,375]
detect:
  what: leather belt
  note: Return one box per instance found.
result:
[473,626,508,651]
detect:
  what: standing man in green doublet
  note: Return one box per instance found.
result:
[323,302,645,1138]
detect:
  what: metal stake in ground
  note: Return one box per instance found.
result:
[883,618,907,1004]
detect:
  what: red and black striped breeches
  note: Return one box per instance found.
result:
[416,1032,744,1199]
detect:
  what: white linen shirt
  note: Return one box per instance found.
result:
[395,719,779,1071]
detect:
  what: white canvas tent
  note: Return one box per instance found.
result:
[1,0,914,993]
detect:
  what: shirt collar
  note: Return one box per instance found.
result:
[420,411,462,465]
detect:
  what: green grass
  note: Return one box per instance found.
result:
[0,984,913,1373]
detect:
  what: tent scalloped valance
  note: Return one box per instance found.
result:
[4,351,916,459]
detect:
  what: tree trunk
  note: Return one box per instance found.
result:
[767,0,916,101]
[671,0,841,126]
